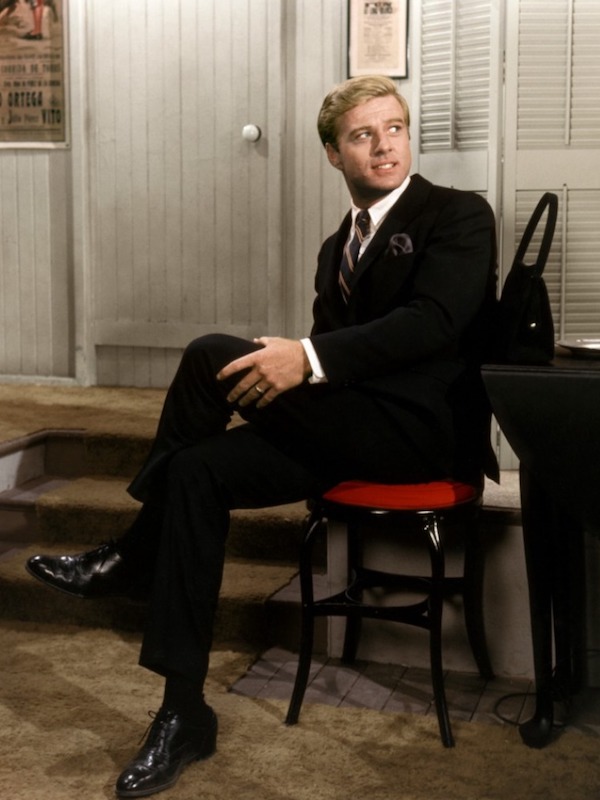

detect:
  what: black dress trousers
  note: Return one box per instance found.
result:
[124,334,439,682]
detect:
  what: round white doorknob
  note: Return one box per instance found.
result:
[242,124,262,142]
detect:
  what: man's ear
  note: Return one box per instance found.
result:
[325,142,343,170]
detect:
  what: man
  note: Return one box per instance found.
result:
[27,75,497,797]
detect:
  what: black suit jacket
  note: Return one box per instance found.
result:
[309,174,499,483]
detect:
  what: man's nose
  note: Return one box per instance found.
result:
[372,131,392,153]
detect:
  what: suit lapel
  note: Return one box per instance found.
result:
[319,175,434,316]
[318,212,352,322]
[351,174,431,286]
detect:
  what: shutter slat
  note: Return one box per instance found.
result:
[420,0,492,152]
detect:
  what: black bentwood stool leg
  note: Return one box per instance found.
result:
[459,508,494,681]
[421,510,454,747]
[285,506,322,726]
[285,495,491,748]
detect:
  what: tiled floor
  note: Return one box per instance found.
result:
[232,647,600,738]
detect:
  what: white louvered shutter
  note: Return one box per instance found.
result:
[421,0,493,152]
[418,0,501,197]
[507,0,600,339]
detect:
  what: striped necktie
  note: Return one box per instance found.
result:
[339,209,371,303]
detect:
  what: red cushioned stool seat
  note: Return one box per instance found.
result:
[322,479,479,510]
[285,478,493,747]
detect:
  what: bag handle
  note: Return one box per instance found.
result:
[513,192,558,277]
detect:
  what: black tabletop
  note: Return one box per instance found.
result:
[482,347,600,534]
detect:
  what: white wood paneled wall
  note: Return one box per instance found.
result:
[283,0,352,340]
[0,145,72,379]
[83,0,352,387]
[0,0,410,388]
[12,1,600,388]
[86,0,285,386]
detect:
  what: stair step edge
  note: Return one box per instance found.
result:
[0,544,299,642]
[1,543,297,587]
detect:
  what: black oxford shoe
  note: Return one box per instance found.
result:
[26,541,137,599]
[116,707,218,798]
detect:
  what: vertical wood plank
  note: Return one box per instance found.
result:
[284,0,349,339]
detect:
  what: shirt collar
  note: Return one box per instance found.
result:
[350,175,411,229]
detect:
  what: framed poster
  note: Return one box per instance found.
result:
[0,0,69,148]
[348,0,408,79]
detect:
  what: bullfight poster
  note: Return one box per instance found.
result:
[0,0,68,147]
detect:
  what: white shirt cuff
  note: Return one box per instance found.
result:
[300,338,328,384]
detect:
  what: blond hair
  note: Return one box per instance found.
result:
[317,75,410,149]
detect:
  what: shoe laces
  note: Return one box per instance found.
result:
[138,709,175,748]
[138,710,158,745]
[86,540,119,566]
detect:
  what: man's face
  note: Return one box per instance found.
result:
[325,94,411,208]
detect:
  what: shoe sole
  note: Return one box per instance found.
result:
[25,563,90,599]
[25,563,145,601]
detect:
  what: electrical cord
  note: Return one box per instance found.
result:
[492,648,600,727]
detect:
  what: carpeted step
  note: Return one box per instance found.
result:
[0,543,299,648]
[34,476,141,544]
[33,476,309,562]
[42,429,154,479]
[0,386,310,656]
[0,384,164,478]
[80,432,153,477]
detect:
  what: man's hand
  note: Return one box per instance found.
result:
[217,337,311,408]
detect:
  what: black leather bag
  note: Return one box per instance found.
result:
[493,192,558,365]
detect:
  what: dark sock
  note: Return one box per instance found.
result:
[115,501,165,576]
[162,674,210,725]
